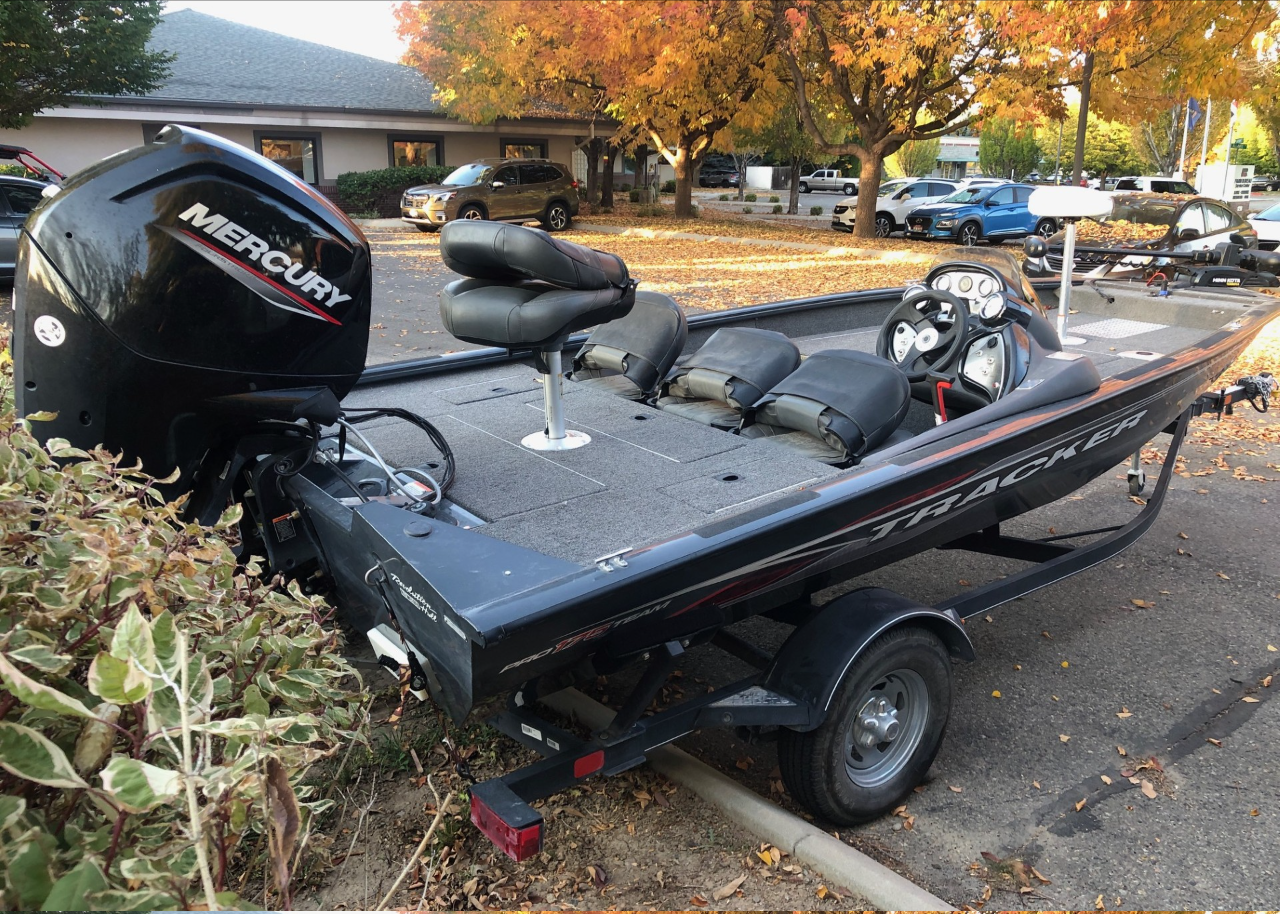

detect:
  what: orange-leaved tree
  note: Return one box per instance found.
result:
[775,0,1049,239]
[1015,0,1276,183]
[396,0,781,218]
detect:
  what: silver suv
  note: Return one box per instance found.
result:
[401,159,580,232]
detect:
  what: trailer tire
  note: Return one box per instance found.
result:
[779,625,951,825]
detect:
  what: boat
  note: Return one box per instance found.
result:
[13,127,1278,859]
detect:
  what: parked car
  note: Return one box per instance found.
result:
[0,143,64,183]
[1110,176,1197,195]
[798,169,858,195]
[1248,201,1280,249]
[958,176,1005,187]
[904,182,1055,246]
[1036,193,1256,274]
[698,167,740,188]
[831,178,959,236]
[401,158,579,232]
[1,175,53,278]
[1251,174,1280,192]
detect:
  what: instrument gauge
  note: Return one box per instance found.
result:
[935,274,952,291]
[957,275,973,294]
[977,276,994,295]
[979,293,1006,321]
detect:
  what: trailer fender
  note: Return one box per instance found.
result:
[763,587,974,732]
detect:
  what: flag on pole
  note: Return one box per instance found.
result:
[1187,97,1202,131]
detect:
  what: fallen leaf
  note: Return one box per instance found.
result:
[1268,644,1278,652]
[1101,774,1113,785]
[980,850,1001,863]
[1251,808,1260,816]
[984,614,993,622]
[1206,737,1223,747]
[633,789,651,809]
[1243,696,1260,703]
[981,884,992,903]
[689,894,708,907]
[1177,531,1188,539]
[1061,660,1070,668]
[735,756,753,770]
[1030,866,1052,885]
[1263,675,1273,688]
[1116,707,1132,718]
[815,885,829,900]
[949,785,963,793]
[1130,599,1152,608]
[1042,630,1052,639]
[586,864,608,889]
[1140,780,1158,799]
[959,578,971,586]
[1059,734,1071,743]
[1032,780,1041,789]
[712,874,747,901]
[1096,893,1105,909]
[1075,798,1088,811]
[992,690,1002,698]
[1217,571,1231,580]
[1117,745,1127,757]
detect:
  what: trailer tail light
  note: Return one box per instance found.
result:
[469,781,543,862]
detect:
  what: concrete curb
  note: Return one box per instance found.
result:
[541,689,955,912]
[571,223,936,262]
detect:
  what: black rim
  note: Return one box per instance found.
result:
[961,224,978,245]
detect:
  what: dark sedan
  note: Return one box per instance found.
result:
[698,167,740,188]
[1036,193,1255,275]
[1,175,51,278]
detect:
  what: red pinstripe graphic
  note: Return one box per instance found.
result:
[178,228,341,325]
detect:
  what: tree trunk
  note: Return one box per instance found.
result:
[601,141,615,208]
[635,144,649,190]
[583,139,601,206]
[734,153,749,201]
[851,155,885,239]
[1072,51,1094,185]
[673,147,695,218]
[788,161,801,214]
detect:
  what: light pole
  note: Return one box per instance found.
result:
[1055,121,1064,184]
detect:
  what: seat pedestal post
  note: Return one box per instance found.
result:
[522,349,591,451]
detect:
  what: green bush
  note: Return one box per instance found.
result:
[661,179,676,193]
[0,164,28,178]
[335,165,451,217]
[719,194,730,201]
[810,205,824,216]
[620,183,632,192]
[773,204,784,214]
[629,188,642,203]
[745,193,758,202]
[743,206,754,213]
[769,195,780,203]
[0,340,366,911]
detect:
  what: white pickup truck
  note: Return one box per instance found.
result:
[798,169,858,195]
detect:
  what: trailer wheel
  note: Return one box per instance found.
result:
[779,625,952,825]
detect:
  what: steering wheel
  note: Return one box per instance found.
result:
[875,289,971,382]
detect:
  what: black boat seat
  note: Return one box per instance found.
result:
[571,291,688,400]
[740,349,911,465]
[437,221,636,451]
[656,327,801,429]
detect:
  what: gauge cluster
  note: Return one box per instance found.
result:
[930,268,1006,322]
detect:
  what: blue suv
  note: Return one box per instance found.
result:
[904,182,1057,246]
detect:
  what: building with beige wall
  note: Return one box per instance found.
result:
[0,9,601,192]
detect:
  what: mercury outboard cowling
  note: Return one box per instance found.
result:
[14,125,370,511]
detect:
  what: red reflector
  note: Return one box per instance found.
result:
[470,792,543,861]
[573,750,604,778]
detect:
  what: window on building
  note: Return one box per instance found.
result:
[501,139,548,159]
[257,135,319,184]
[389,136,441,168]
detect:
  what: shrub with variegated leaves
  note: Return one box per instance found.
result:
[0,340,366,911]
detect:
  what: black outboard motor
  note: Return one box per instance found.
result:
[14,126,371,514]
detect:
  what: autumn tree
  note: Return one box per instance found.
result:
[0,0,171,129]
[892,138,941,178]
[1021,0,1275,184]
[775,0,1045,239]
[397,1,780,218]
[978,118,1042,181]
[733,94,824,213]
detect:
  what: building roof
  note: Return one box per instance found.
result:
[119,9,441,113]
